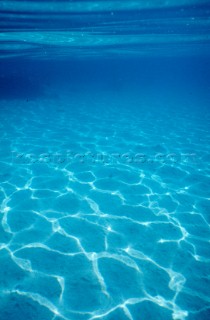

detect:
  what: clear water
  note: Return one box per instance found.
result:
[0,1,210,320]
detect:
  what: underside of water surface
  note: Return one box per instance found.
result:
[0,1,210,320]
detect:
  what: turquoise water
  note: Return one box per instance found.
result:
[0,1,210,320]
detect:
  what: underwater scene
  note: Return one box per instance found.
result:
[0,1,210,320]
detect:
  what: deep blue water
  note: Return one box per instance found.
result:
[0,1,210,320]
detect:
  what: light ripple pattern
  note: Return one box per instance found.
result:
[0,91,209,320]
